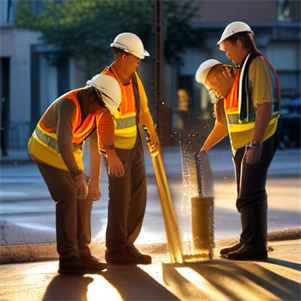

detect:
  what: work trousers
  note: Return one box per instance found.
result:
[35,160,93,260]
[234,130,279,212]
[105,136,147,252]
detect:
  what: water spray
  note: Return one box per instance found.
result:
[179,128,215,261]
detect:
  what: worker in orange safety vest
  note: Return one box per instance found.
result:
[196,21,281,261]
[99,32,159,265]
[28,74,124,274]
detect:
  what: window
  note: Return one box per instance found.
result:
[0,0,15,25]
[277,0,291,22]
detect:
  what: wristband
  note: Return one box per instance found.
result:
[247,141,261,150]
[251,140,260,146]
[71,169,83,178]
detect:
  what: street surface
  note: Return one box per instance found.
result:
[0,146,300,247]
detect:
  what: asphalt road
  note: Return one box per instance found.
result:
[0,146,300,248]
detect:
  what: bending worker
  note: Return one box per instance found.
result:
[196,21,280,260]
[100,32,159,265]
[28,74,124,274]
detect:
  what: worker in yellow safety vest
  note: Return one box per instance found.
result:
[28,74,124,274]
[196,21,281,260]
[99,32,159,265]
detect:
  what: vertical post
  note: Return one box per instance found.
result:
[153,0,165,141]
[191,152,215,259]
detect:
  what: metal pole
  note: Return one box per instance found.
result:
[153,0,164,137]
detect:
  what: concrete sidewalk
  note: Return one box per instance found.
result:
[0,239,300,301]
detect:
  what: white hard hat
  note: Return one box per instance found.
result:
[195,59,222,84]
[217,21,253,48]
[87,74,121,114]
[110,32,149,59]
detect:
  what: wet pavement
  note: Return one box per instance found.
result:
[0,146,300,300]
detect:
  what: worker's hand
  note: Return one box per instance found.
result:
[73,173,88,199]
[88,179,101,201]
[146,126,161,153]
[200,147,207,153]
[246,143,263,165]
[107,151,124,177]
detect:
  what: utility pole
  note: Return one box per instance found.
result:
[153,0,168,145]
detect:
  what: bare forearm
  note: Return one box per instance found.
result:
[59,145,80,173]
[201,122,228,152]
[89,132,101,181]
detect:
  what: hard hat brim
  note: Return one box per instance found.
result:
[195,59,222,84]
[217,30,253,49]
[101,92,119,114]
[110,42,149,59]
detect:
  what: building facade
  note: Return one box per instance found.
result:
[0,0,300,149]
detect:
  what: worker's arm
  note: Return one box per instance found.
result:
[200,122,228,152]
[246,58,274,165]
[96,111,124,177]
[140,110,160,148]
[89,129,102,201]
[57,98,88,199]
[136,72,160,149]
[246,102,273,164]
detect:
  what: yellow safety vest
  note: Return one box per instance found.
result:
[102,65,149,149]
[225,53,280,151]
[28,89,98,170]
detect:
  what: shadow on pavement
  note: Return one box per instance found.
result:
[161,260,301,300]
[267,257,301,272]
[102,265,179,300]
[43,275,94,301]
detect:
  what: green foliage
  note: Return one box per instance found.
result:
[15,0,153,76]
[164,0,199,65]
[14,0,199,76]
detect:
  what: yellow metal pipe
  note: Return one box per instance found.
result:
[146,138,183,263]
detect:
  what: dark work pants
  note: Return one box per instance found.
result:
[35,160,93,260]
[234,130,279,212]
[233,129,279,247]
[105,136,147,252]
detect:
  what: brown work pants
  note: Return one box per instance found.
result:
[105,137,147,252]
[35,160,93,260]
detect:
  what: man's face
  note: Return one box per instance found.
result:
[123,53,141,75]
[205,64,236,102]
[220,40,244,66]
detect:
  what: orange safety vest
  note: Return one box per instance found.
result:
[28,88,97,170]
[101,65,139,149]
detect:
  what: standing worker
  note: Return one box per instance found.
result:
[100,32,159,264]
[28,74,124,274]
[196,21,281,260]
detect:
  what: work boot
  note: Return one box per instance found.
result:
[80,255,107,271]
[226,202,268,260]
[105,250,135,265]
[125,246,152,264]
[58,258,87,274]
[227,244,267,260]
[220,242,243,255]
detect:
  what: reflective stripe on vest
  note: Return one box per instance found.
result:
[227,110,279,126]
[35,125,60,152]
[115,116,136,130]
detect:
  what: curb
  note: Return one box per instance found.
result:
[0,243,58,264]
[1,228,300,264]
